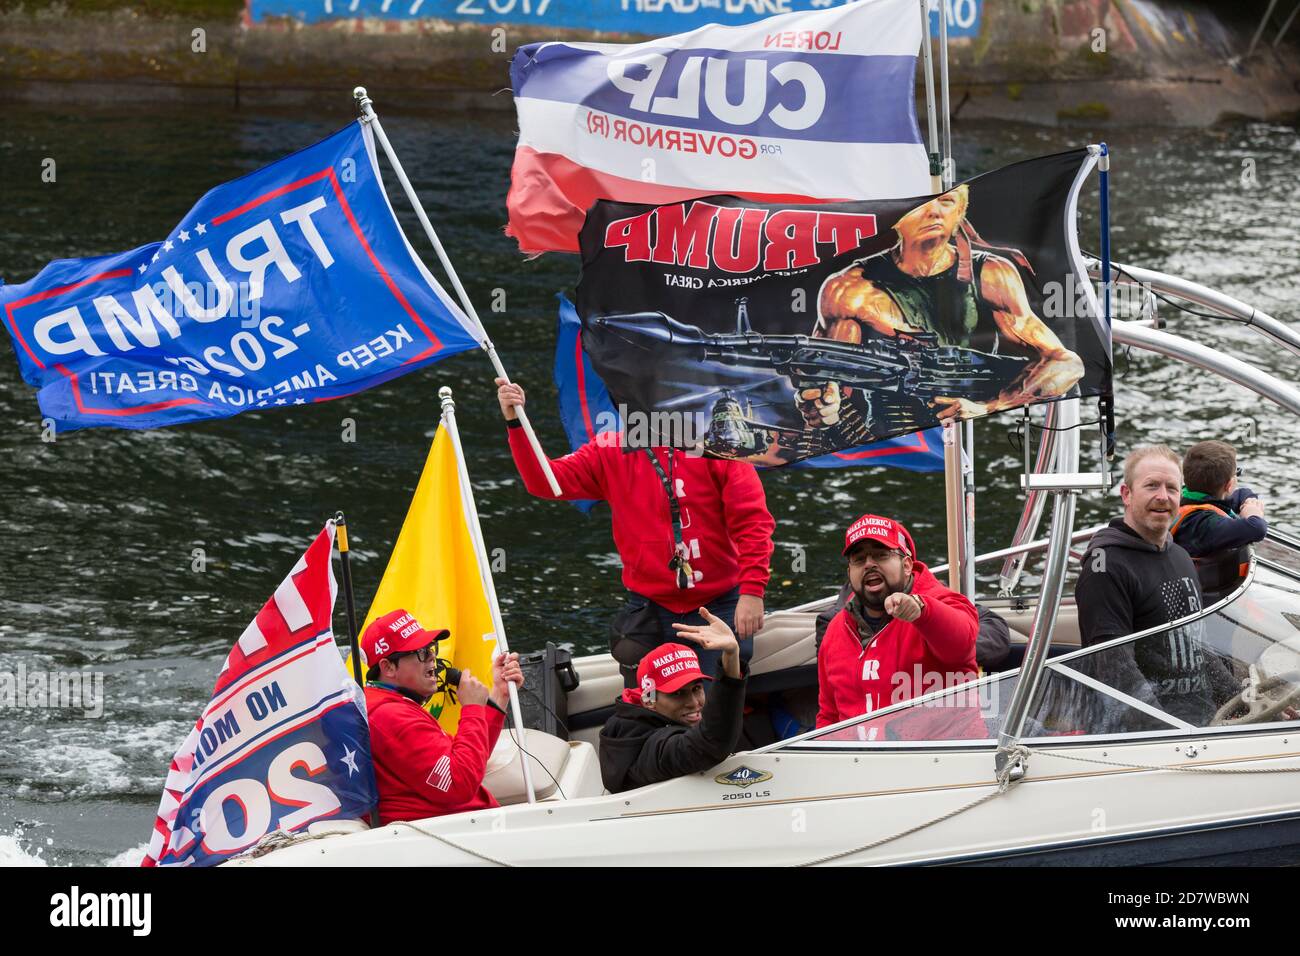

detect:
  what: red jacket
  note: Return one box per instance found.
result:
[816,562,979,728]
[364,684,504,825]
[507,427,775,613]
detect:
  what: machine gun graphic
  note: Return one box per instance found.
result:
[590,298,1027,407]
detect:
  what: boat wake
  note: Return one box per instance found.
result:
[0,827,148,868]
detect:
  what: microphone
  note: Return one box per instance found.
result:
[438,660,462,691]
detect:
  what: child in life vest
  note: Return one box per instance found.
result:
[1171,440,1267,593]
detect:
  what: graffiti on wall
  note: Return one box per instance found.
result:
[248,0,983,38]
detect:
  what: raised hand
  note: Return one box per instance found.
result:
[495,376,526,421]
[673,607,741,678]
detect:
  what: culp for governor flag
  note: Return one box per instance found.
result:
[507,0,930,254]
[1,122,483,430]
[361,424,498,732]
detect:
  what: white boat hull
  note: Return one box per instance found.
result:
[231,725,1300,867]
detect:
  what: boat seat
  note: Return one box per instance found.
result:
[485,728,604,804]
[1001,602,1081,649]
[748,610,819,674]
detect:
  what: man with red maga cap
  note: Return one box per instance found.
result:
[816,514,978,728]
[599,610,749,794]
[362,608,524,824]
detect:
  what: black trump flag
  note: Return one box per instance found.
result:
[575,148,1111,466]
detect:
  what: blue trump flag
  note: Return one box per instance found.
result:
[1,122,483,431]
[554,295,942,494]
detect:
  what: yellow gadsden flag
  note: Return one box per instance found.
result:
[360,423,499,732]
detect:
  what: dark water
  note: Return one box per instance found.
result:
[0,104,1297,865]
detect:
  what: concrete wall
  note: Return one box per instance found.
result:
[1,0,1297,124]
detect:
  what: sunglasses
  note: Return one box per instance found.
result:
[848,548,904,568]
[389,644,436,665]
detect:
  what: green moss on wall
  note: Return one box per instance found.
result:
[1057,101,1111,120]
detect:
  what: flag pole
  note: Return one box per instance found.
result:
[334,512,366,688]
[923,0,967,593]
[937,0,954,190]
[333,513,382,829]
[918,0,942,192]
[933,0,975,598]
[439,385,537,804]
[352,86,563,499]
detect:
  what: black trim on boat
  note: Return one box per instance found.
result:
[917,808,1300,867]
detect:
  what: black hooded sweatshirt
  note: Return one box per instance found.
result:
[599,663,748,794]
[1074,518,1236,727]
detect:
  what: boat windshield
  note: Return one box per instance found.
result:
[800,558,1300,746]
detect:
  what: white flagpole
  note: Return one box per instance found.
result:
[439,385,537,804]
[937,0,954,190]
[933,0,976,598]
[353,86,563,499]
[918,0,942,192]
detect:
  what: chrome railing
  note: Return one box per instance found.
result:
[1087,257,1300,359]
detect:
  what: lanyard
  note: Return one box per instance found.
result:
[643,448,692,588]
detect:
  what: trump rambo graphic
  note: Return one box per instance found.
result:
[792,184,1083,451]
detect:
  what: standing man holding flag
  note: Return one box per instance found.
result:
[495,377,775,687]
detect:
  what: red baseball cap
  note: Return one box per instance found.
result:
[843,514,915,558]
[636,642,712,694]
[361,609,449,666]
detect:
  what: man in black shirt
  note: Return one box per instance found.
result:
[1075,445,1236,728]
[599,610,749,794]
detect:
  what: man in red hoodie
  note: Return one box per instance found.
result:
[816,514,978,728]
[496,378,775,684]
[361,608,523,825]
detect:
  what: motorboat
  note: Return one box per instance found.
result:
[232,264,1300,867]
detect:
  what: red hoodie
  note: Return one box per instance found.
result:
[507,427,774,613]
[364,684,503,825]
[816,561,979,728]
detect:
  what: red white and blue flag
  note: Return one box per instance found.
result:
[554,294,941,497]
[142,522,376,867]
[507,0,930,254]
